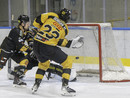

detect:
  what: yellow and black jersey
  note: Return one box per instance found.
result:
[33,12,72,47]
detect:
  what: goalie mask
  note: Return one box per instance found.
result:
[58,8,71,23]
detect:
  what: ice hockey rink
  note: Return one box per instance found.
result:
[0,66,130,98]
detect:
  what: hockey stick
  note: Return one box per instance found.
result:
[8,58,16,75]
[7,15,15,76]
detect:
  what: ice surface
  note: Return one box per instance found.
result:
[1,66,130,98]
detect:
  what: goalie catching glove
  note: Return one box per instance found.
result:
[70,35,84,48]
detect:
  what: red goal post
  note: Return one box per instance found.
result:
[67,23,130,82]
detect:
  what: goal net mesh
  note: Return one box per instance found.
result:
[61,23,130,82]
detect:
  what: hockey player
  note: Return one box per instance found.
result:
[0,15,34,86]
[31,8,84,96]
[4,20,76,85]
[7,27,77,82]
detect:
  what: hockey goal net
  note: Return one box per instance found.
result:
[62,23,130,82]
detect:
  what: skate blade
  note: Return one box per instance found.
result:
[32,87,38,94]
[13,84,27,88]
[32,89,37,94]
[61,92,76,96]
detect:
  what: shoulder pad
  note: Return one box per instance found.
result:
[47,12,59,18]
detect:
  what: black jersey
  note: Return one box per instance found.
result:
[0,26,32,53]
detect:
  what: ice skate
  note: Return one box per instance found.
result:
[32,79,41,94]
[61,85,76,96]
[13,76,26,87]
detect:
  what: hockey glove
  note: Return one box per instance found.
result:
[70,35,84,48]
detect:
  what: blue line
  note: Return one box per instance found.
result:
[68,27,90,30]
[68,27,130,30]
[0,27,11,29]
[1,26,130,30]
[112,27,130,30]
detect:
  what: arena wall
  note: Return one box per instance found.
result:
[1,27,130,66]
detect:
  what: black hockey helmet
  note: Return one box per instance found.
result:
[18,15,29,24]
[58,8,71,23]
